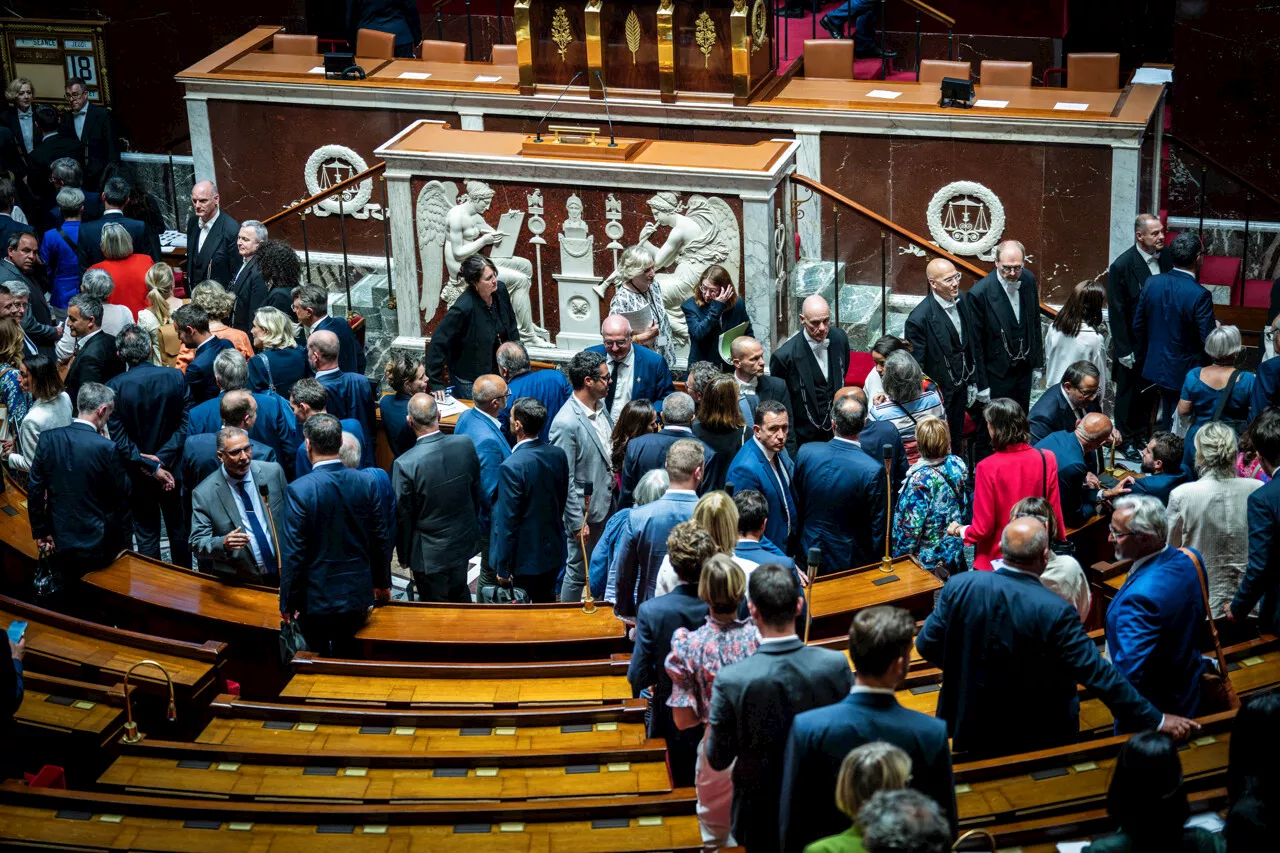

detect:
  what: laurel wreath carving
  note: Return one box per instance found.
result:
[695,12,716,68]
[551,7,573,62]
[625,10,641,64]
[750,0,767,54]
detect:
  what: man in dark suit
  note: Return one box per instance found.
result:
[780,606,955,852]
[1128,431,1187,505]
[1106,495,1207,722]
[347,0,422,57]
[968,240,1044,413]
[589,314,676,422]
[627,522,716,787]
[1028,360,1105,444]
[1251,323,1280,419]
[794,395,886,574]
[174,303,234,404]
[76,177,160,265]
[226,220,269,334]
[391,393,482,602]
[496,341,570,444]
[619,391,712,508]
[186,180,241,289]
[455,375,511,590]
[725,401,796,555]
[731,335,790,428]
[732,489,795,570]
[289,378,367,477]
[43,157,103,228]
[26,105,81,213]
[28,381,132,583]
[491,397,570,602]
[280,414,391,656]
[64,295,124,406]
[294,284,366,376]
[836,386,907,503]
[343,432,395,586]
[187,349,300,479]
[1109,214,1172,451]
[916,516,1195,758]
[1134,232,1215,432]
[307,329,374,445]
[1229,408,1280,633]
[0,180,33,251]
[1035,413,1132,528]
[905,258,987,454]
[107,325,189,568]
[62,78,116,192]
[2,232,57,343]
[769,295,850,452]
[706,565,853,853]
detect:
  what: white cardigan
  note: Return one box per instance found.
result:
[1045,322,1107,402]
[7,393,73,472]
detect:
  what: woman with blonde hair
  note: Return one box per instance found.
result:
[1,78,35,160]
[803,742,913,853]
[176,281,255,371]
[0,319,30,442]
[88,222,151,317]
[247,306,307,400]
[656,490,740,596]
[137,262,186,366]
[666,552,761,846]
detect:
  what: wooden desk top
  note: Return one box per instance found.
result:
[369,59,519,91]
[808,556,943,627]
[221,52,393,79]
[279,669,632,707]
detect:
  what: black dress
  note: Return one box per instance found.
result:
[425,286,520,400]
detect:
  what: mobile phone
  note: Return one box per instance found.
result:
[6,620,26,644]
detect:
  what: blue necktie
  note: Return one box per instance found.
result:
[232,479,276,575]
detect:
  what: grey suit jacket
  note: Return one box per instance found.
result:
[706,637,853,852]
[390,431,482,573]
[189,460,288,583]
[549,396,615,530]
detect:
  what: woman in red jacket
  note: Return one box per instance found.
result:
[949,397,1066,570]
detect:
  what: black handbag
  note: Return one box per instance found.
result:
[477,583,530,604]
[32,554,62,603]
[278,620,308,665]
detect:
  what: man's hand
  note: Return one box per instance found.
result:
[373,587,391,604]
[1085,472,1102,490]
[1110,428,1122,446]
[154,467,175,491]
[36,536,55,555]
[1223,604,1240,623]
[280,610,292,625]
[0,439,13,455]
[1102,477,1135,500]
[223,527,250,550]
[497,574,513,586]
[1119,354,1135,369]
[576,524,590,541]
[976,388,991,404]
[1158,714,1201,740]
[8,635,23,663]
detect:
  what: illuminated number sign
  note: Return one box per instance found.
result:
[0,18,109,106]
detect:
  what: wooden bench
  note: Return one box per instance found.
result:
[807,556,943,639]
[13,672,130,786]
[279,667,633,709]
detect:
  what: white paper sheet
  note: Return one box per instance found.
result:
[1131,66,1174,85]
[1054,101,1089,111]
[398,71,432,80]
[866,89,902,100]
[307,66,326,74]
[1056,843,1089,853]
[474,74,503,83]
[974,99,1009,109]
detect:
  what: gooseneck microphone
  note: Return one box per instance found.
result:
[257,481,282,573]
[803,546,821,643]
[534,71,583,143]
[595,70,617,147]
[880,445,895,573]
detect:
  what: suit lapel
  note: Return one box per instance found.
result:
[214,469,242,531]
[574,403,611,465]
[927,293,961,350]
[985,276,1018,331]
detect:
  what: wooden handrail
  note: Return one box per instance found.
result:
[260,161,386,228]
[792,173,1058,318]
[896,0,955,27]
[1166,133,1280,210]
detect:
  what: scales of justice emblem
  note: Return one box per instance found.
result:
[925,181,1005,261]
[290,144,384,220]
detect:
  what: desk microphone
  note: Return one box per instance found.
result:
[595,71,617,147]
[258,482,282,572]
[534,71,583,143]
[806,547,821,584]
[879,445,895,573]
[724,481,735,497]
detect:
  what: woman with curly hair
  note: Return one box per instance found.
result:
[175,281,254,371]
[256,239,303,320]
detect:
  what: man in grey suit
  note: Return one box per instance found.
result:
[706,564,853,853]
[189,427,288,585]
[391,392,482,602]
[550,350,616,603]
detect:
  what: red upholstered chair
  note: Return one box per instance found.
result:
[491,44,518,65]
[919,60,971,85]
[804,40,855,80]
[420,40,467,62]
[1243,279,1273,310]
[1066,52,1120,91]
[979,60,1032,88]
[273,34,318,55]
[1200,255,1242,303]
[356,28,396,59]
[845,351,875,386]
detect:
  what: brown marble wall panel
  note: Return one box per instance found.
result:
[1041,145,1113,291]
[206,101,452,257]
[408,181,741,337]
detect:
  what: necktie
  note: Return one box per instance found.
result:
[232,479,277,575]
[770,455,792,534]
[605,360,620,413]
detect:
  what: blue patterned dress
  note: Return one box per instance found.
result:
[892,455,968,579]
[0,364,31,442]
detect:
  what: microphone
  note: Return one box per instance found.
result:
[806,547,821,583]
[882,443,894,461]
[724,481,735,496]
[582,480,594,498]
[803,546,821,643]
[534,71,583,143]
[257,482,283,573]
[879,446,894,573]
[595,71,617,147]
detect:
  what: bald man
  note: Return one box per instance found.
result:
[1035,412,1133,528]
[731,335,789,426]
[769,295,851,451]
[905,258,988,454]
[587,314,676,423]
[309,329,376,450]
[968,239,1044,413]
[185,180,241,288]
[454,374,513,589]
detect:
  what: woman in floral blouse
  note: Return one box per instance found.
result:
[891,416,967,581]
[608,244,677,369]
[666,553,761,847]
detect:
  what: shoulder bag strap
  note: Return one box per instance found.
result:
[1037,448,1048,499]
[1179,547,1233,685]
[256,352,275,393]
[57,227,88,270]
[1210,369,1243,423]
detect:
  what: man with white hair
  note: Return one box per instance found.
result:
[226,218,268,334]
[1106,494,1210,723]
[618,390,711,508]
[587,314,676,423]
[967,239,1044,413]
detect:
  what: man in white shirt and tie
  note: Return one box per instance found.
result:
[968,239,1044,416]
[61,77,116,192]
[768,295,851,452]
[185,180,241,288]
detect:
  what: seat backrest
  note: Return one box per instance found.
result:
[979,60,1032,88]
[356,28,396,59]
[919,59,971,85]
[490,44,518,65]
[803,39,854,80]
[273,34,318,56]
[1067,52,1120,91]
[420,40,467,63]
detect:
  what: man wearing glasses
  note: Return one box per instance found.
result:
[906,258,987,454]
[1027,360,1107,444]
[968,240,1044,414]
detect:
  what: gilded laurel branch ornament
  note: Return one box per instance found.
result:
[750,0,768,54]
[625,10,642,63]
[695,11,716,68]
[551,7,573,62]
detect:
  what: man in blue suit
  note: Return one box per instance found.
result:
[496,341,571,444]
[590,315,676,422]
[280,414,390,657]
[341,430,395,588]
[1028,361,1104,444]
[794,395,885,574]
[293,283,366,376]
[308,329,374,446]
[1035,413,1132,528]
[188,349,299,478]
[1106,495,1207,722]
[611,439,706,618]
[181,391,279,493]
[490,398,570,602]
[917,516,1196,757]
[454,375,512,589]
[1128,431,1187,505]
[725,400,796,555]
[619,391,712,508]
[289,378,369,476]
[780,606,955,852]
[1229,408,1280,633]
[1133,232,1215,431]
[174,303,234,405]
[627,522,716,787]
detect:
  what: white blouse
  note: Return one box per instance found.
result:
[8,393,73,472]
[1167,474,1263,617]
[1045,323,1107,402]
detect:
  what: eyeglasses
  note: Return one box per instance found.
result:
[933,272,963,285]
[1108,526,1134,540]
[998,264,1024,274]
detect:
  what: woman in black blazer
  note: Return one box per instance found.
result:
[692,375,750,492]
[682,264,752,369]
[425,255,520,400]
[256,239,301,321]
[247,306,308,400]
